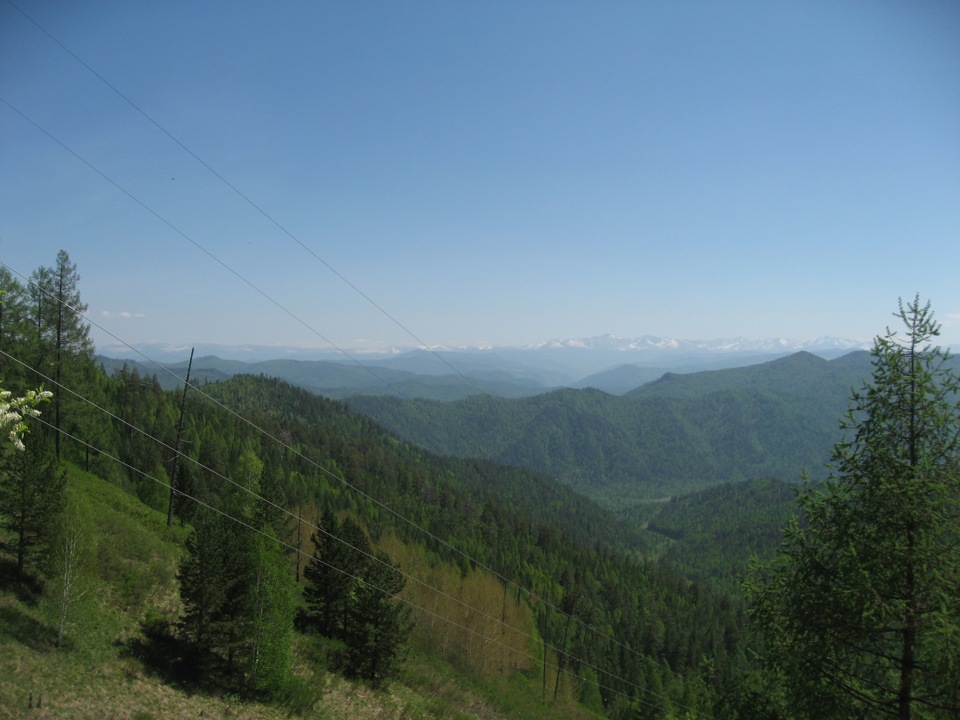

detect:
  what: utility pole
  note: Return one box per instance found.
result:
[167,348,194,528]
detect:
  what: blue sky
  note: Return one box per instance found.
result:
[2,0,959,354]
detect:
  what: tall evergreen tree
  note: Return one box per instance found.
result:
[303,511,368,637]
[0,267,32,387]
[340,549,412,688]
[49,251,93,459]
[748,296,960,719]
[179,450,296,694]
[28,251,93,460]
[303,512,412,686]
[0,431,65,576]
[27,264,54,373]
[178,508,241,674]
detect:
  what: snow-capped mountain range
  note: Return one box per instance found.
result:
[99,334,870,365]
[523,334,869,354]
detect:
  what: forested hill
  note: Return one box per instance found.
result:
[95,354,553,401]
[199,374,647,555]
[3,367,757,717]
[638,478,799,596]
[347,351,876,507]
[4,251,778,718]
[629,350,870,401]
[176,374,759,714]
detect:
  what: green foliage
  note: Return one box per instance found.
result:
[303,513,412,687]
[643,478,796,595]
[247,525,297,695]
[341,550,412,687]
[348,350,878,504]
[28,250,96,461]
[177,506,249,680]
[0,431,65,576]
[303,510,357,636]
[747,297,960,719]
[204,374,758,710]
[0,267,35,389]
[3,251,800,716]
[178,452,297,696]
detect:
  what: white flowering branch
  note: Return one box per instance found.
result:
[0,386,53,451]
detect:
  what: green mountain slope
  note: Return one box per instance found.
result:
[95,354,550,401]
[347,351,876,506]
[0,465,573,720]
[639,478,798,596]
[4,364,764,718]
[630,350,866,400]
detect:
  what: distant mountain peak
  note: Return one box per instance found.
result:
[97,335,870,368]
[526,334,869,353]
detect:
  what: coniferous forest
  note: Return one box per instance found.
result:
[1,254,958,719]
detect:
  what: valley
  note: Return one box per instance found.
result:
[3,257,958,719]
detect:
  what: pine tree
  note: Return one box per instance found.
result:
[748,296,960,719]
[178,507,254,681]
[303,510,365,637]
[340,549,412,688]
[0,267,33,387]
[0,431,65,576]
[303,512,412,686]
[179,450,298,693]
[28,251,94,460]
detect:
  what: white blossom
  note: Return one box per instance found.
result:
[0,384,51,451]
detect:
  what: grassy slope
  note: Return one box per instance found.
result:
[0,465,597,720]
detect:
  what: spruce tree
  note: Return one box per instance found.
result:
[748,296,960,719]
[178,508,238,673]
[0,267,32,387]
[178,512,254,677]
[179,450,297,693]
[340,550,412,687]
[28,251,94,460]
[303,512,412,685]
[303,510,366,637]
[0,431,65,576]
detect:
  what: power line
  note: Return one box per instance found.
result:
[5,0,485,394]
[0,97,408,400]
[2,255,694,693]
[0,4,729,711]
[15,367,700,718]
[0,259,669,685]
[48,413,681,715]
[4,27,655,669]
[2,332,704,716]
[2,253,713,713]
[1,13,725,686]
[1,344,548,664]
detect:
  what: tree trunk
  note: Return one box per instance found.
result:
[898,523,916,720]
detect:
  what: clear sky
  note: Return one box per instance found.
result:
[2,0,959,354]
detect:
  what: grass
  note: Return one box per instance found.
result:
[1,466,562,720]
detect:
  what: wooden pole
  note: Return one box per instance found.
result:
[167,348,194,528]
